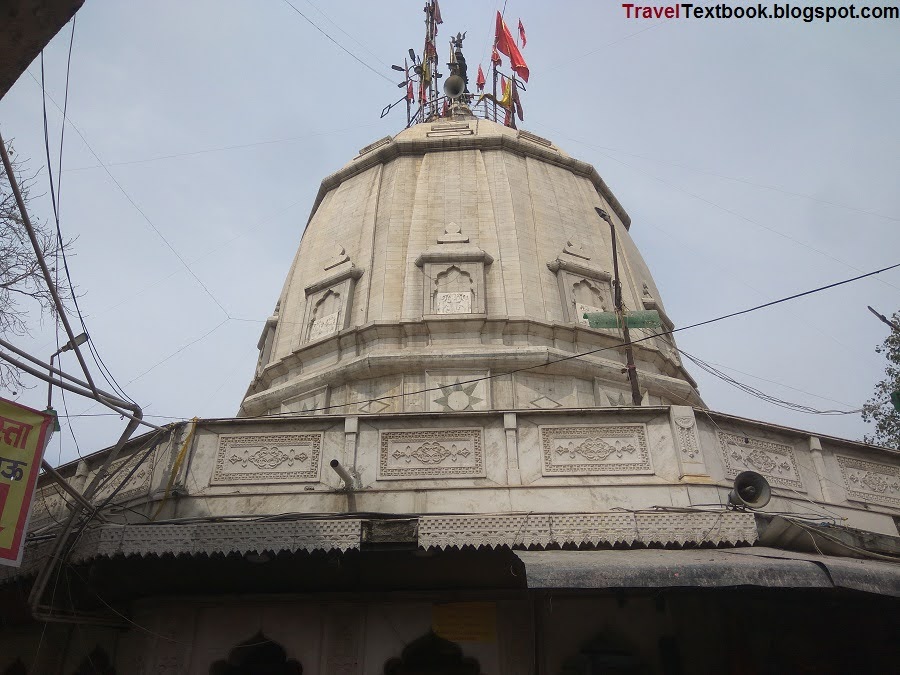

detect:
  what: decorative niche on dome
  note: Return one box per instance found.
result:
[547,248,614,330]
[302,245,363,343]
[416,223,493,317]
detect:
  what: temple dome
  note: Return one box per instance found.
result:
[240,118,701,417]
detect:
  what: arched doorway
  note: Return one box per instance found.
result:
[383,631,482,675]
[209,632,302,675]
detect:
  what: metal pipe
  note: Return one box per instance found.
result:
[28,415,142,620]
[329,459,356,490]
[0,342,159,430]
[0,131,98,396]
[39,460,106,521]
[1,133,151,625]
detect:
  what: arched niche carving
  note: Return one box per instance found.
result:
[383,632,482,675]
[300,264,364,345]
[209,632,302,675]
[308,288,342,341]
[72,646,116,675]
[432,265,474,315]
[547,257,614,329]
[415,248,492,317]
[571,278,608,326]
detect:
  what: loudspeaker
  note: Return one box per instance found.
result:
[728,470,771,509]
[444,74,465,99]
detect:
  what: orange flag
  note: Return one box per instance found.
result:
[491,46,501,66]
[518,19,527,47]
[407,80,414,102]
[476,64,486,91]
[495,11,529,81]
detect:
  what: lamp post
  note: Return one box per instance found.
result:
[47,332,88,410]
[595,208,642,406]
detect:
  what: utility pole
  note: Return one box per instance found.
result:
[596,207,642,406]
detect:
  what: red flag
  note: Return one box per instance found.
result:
[407,80,414,102]
[441,98,449,116]
[495,12,529,81]
[476,64,486,91]
[518,19,527,47]
[433,0,443,24]
[491,47,501,66]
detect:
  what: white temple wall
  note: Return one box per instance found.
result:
[31,406,897,539]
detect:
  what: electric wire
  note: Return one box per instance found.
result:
[678,347,862,416]
[281,0,395,84]
[245,261,900,418]
[530,121,900,294]
[594,145,899,223]
[39,28,138,409]
[62,121,383,173]
[26,70,232,318]
[301,0,391,69]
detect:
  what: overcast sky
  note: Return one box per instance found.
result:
[1,1,898,466]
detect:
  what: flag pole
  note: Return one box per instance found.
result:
[492,56,498,122]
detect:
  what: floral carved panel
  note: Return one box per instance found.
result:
[836,455,900,507]
[718,431,803,490]
[378,428,484,480]
[539,424,652,476]
[212,433,322,485]
[92,447,157,504]
[29,484,69,530]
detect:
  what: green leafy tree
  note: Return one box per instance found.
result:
[862,311,900,448]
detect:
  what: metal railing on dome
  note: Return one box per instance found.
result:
[382,94,517,129]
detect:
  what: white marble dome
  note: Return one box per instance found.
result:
[240,118,702,418]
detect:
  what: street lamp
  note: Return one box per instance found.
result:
[47,332,88,410]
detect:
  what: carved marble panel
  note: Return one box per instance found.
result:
[539,424,652,476]
[426,371,490,412]
[378,428,484,480]
[435,291,472,314]
[212,432,322,485]
[836,455,900,507]
[309,310,340,340]
[92,447,157,504]
[669,406,708,477]
[29,484,69,530]
[576,302,606,328]
[300,264,363,347]
[282,386,328,415]
[718,431,803,490]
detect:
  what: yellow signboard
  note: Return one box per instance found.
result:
[432,602,497,643]
[0,398,54,567]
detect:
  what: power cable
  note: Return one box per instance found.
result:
[247,261,900,418]
[281,0,395,84]
[62,121,383,173]
[301,0,391,69]
[38,24,140,416]
[26,70,232,318]
[529,121,900,294]
[537,123,900,291]
[678,347,862,416]
[596,145,899,223]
